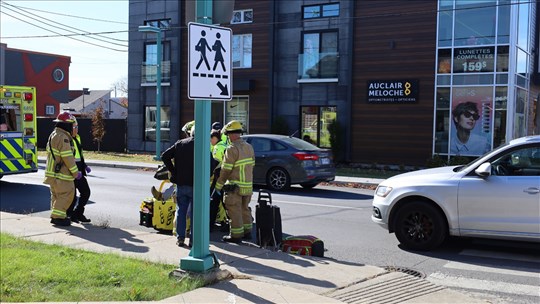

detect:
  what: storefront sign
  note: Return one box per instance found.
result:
[367,80,419,103]
[453,46,495,73]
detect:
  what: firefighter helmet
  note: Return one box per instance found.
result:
[223,120,243,134]
[53,111,76,123]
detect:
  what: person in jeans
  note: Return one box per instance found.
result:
[161,126,216,247]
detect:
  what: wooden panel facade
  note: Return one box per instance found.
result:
[351,1,438,166]
[178,1,272,134]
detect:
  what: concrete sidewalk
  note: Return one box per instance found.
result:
[0,211,489,304]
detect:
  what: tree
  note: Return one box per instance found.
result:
[91,105,106,152]
[110,76,128,97]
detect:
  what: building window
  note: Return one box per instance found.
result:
[142,41,171,84]
[232,34,252,68]
[454,1,496,46]
[225,96,249,132]
[144,106,170,142]
[144,19,170,30]
[45,105,55,115]
[301,106,336,148]
[303,3,339,19]
[231,9,253,24]
[299,31,338,80]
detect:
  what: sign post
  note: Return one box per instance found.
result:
[181,1,232,273]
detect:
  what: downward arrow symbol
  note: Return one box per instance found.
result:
[217,81,229,96]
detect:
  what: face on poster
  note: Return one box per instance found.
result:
[450,87,492,156]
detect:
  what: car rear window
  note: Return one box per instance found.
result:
[280,137,319,150]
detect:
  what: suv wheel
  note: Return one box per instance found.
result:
[266,167,290,191]
[393,201,447,251]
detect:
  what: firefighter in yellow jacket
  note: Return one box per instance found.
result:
[43,112,82,226]
[213,120,255,243]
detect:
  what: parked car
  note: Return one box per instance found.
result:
[372,135,540,250]
[242,134,336,191]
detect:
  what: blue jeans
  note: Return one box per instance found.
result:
[175,185,193,240]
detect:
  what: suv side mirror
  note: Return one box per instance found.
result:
[475,162,492,178]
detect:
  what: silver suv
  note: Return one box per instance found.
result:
[372,136,540,250]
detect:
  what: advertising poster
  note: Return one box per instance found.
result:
[450,87,492,156]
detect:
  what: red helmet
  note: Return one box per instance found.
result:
[53,111,76,123]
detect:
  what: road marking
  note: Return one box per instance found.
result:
[460,249,540,263]
[428,272,540,296]
[271,199,367,210]
[444,261,540,278]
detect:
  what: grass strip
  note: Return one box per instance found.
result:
[0,233,202,302]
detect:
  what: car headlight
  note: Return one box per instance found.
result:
[375,185,393,197]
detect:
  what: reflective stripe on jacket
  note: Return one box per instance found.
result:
[73,134,82,161]
[44,127,78,182]
[215,138,255,195]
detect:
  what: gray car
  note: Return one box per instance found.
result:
[242,134,335,191]
[372,135,540,250]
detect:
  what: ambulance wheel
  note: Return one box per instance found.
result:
[266,167,290,191]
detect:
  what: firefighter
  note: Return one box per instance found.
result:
[213,120,255,243]
[43,112,82,226]
[66,117,92,223]
[209,128,228,230]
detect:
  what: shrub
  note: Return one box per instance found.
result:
[426,154,447,168]
[328,119,344,163]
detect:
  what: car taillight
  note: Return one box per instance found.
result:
[292,152,319,161]
[24,114,33,121]
[24,93,33,101]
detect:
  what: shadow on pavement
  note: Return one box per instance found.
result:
[57,223,150,253]
[206,280,275,304]
[208,229,366,289]
[0,180,51,213]
[254,186,373,200]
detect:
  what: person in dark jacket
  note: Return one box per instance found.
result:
[161,126,217,247]
[66,117,92,223]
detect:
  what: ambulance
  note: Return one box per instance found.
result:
[0,85,38,178]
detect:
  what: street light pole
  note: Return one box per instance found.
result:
[82,87,89,114]
[138,25,163,160]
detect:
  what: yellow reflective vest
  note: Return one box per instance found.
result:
[215,138,255,195]
[44,127,78,183]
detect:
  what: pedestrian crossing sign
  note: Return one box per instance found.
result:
[188,22,232,101]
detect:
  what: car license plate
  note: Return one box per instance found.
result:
[320,158,330,165]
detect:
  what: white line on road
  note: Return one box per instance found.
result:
[460,249,540,263]
[428,272,540,297]
[444,261,540,278]
[272,199,367,210]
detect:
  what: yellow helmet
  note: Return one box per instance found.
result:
[223,120,243,134]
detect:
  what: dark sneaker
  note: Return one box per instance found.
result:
[77,214,91,223]
[50,218,71,226]
[222,235,242,244]
[176,238,185,247]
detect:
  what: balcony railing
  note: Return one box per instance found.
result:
[298,52,339,82]
[141,61,171,85]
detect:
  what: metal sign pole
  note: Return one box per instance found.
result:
[180,0,215,273]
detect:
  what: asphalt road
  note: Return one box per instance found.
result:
[1,166,538,303]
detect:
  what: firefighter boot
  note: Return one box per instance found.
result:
[51,217,71,226]
[222,235,242,244]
